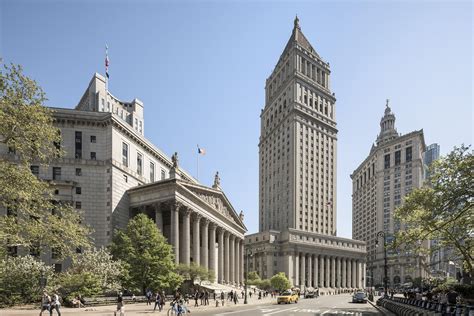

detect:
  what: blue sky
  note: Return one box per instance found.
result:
[1,0,472,238]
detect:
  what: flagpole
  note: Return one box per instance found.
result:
[105,44,108,111]
[197,145,199,181]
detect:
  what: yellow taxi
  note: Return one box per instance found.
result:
[277,290,298,304]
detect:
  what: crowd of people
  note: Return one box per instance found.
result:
[38,286,276,315]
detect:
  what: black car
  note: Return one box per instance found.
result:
[352,292,367,303]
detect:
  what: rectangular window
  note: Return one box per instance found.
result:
[406,146,412,162]
[53,167,61,180]
[76,187,81,195]
[384,154,390,169]
[161,169,166,180]
[90,152,96,160]
[54,263,62,273]
[122,142,128,167]
[75,131,82,159]
[395,150,401,166]
[76,168,82,176]
[137,153,143,175]
[51,247,60,259]
[90,135,96,143]
[30,165,39,176]
[150,161,155,182]
[75,201,81,209]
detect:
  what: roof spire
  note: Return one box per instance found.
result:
[294,14,300,29]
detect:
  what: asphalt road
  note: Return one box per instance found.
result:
[2,294,383,316]
[192,294,382,316]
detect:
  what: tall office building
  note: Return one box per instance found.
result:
[351,102,429,287]
[245,17,366,292]
[424,143,440,179]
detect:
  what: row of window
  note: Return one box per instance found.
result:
[122,142,165,182]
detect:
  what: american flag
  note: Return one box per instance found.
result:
[105,44,110,79]
[198,146,206,155]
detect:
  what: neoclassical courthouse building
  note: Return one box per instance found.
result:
[244,18,367,292]
[0,73,246,285]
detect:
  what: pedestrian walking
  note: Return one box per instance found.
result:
[194,290,199,307]
[146,289,152,305]
[114,292,124,316]
[220,291,225,306]
[204,290,209,306]
[233,293,238,305]
[160,290,166,311]
[39,291,51,316]
[50,293,61,316]
[153,291,162,312]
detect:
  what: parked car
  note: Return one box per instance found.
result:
[277,290,298,304]
[352,291,368,303]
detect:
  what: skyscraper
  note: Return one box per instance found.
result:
[259,15,337,235]
[245,17,366,292]
[351,102,428,287]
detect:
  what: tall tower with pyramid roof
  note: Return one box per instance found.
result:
[259,16,337,235]
[246,18,366,289]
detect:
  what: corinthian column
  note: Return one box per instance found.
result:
[201,219,209,269]
[224,231,230,283]
[352,259,357,288]
[218,228,224,283]
[208,223,216,276]
[301,253,306,289]
[229,235,235,284]
[326,256,330,288]
[336,257,341,288]
[331,257,336,288]
[170,202,180,264]
[308,255,312,288]
[342,258,347,288]
[235,239,240,285]
[183,209,191,265]
[192,214,201,266]
[313,255,319,287]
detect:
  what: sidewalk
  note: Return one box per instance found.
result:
[2,295,275,316]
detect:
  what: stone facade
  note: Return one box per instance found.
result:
[246,17,366,292]
[1,73,246,279]
[128,175,246,285]
[351,102,429,287]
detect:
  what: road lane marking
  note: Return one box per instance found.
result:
[215,308,261,315]
[263,306,298,315]
[320,310,332,315]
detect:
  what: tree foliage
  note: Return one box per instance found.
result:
[270,272,291,291]
[394,145,473,281]
[110,214,182,294]
[0,63,91,258]
[0,255,53,306]
[177,262,215,284]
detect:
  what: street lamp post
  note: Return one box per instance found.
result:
[376,231,388,297]
[244,249,253,304]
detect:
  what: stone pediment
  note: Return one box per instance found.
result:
[179,182,245,229]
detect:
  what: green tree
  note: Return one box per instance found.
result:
[0,63,91,259]
[67,248,125,292]
[109,214,182,294]
[177,263,214,284]
[270,272,291,292]
[394,145,473,283]
[247,271,260,282]
[0,255,53,306]
[54,272,102,303]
